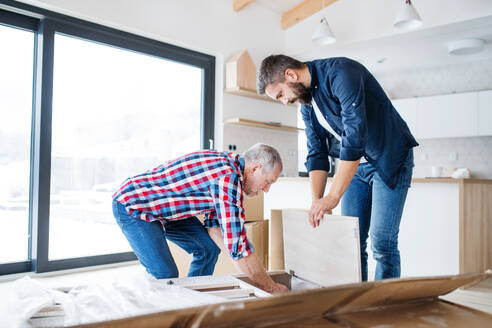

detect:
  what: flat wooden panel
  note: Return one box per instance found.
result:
[281,0,338,30]
[461,181,492,274]
[224,88,297,106]
[233,0,256,11]
[269,209,285,270]
[478,90,492,136]
[282,209,361,286]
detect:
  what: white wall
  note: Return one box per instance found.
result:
[16,0,294,152]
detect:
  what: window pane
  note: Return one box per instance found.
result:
[49,33,202,260]
[0,25,34,264]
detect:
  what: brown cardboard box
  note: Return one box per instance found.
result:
[243,191,264,221]
[80,272,492,327]
[168,220,269,277]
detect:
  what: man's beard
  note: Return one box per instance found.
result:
[288,82,312,104]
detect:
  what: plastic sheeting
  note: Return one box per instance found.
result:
[0,272,225,327]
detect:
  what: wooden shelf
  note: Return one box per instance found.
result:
[224,88,297,107]
[224,118,303,132]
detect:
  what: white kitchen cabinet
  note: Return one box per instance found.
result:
[392,98,418,138]
[478,90,492,136]
[265,177,491,279]
[416,92,478,138]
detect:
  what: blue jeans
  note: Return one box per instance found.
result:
[341,149,414,281]
[112,200,220,279]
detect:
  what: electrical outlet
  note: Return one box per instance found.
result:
[449,152,458,161]
[288,149,297,157]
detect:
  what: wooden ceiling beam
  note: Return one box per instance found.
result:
[281,0,338,30]
[233,0,256,12]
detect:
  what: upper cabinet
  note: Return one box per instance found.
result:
[392,90,491,139]
[392,98,418,137]
[416,92,478,139]
[478,90,492,136]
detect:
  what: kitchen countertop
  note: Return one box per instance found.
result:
[278,177,492,184]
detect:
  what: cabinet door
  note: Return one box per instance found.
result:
[478,90,492,136]
[416,92,478,138]
[392,98,418,138]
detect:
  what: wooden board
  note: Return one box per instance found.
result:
[282,209,361,286]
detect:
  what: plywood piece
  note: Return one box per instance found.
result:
[282,209,361,286]
[460,181,492,274]
[269,209,285,270]
[226,50,256,92]
[245,220,269,269]
[281,0,339,30]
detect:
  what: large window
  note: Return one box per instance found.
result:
[0,3,215,275]
[0,23,34,265]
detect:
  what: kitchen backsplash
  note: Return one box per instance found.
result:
[412,136,492,179]
[374,58,492,179]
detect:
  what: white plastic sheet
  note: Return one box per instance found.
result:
[0,272,224,327]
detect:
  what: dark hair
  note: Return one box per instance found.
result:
[257,55,305,95]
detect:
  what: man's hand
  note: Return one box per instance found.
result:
[308,194,340,227]
[268,282,289,294]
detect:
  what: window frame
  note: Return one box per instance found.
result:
[0,0,215,275]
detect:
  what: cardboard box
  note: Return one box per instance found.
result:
[81,272,492,327]
[168,220,268,277]
[243,191,264,221]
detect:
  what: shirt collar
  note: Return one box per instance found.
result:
[305,61,319,92]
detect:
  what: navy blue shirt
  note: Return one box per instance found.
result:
[302,57,418,189]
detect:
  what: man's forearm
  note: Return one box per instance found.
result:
[207,227,278,292]
[327,159,359,200]
[309,170,328,200]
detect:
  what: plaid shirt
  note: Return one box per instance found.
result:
[113,151,252,260]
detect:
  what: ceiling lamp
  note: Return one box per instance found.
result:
[394,0,423,30]
[448,39,485,55]
[312,0,336,45]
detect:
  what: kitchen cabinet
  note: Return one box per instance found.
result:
[416,92,478,138]
[264,177,492,279]
[392,98,418,138]
[478,90,492,136]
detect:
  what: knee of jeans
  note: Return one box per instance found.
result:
[148,266,179,279]
[371,238,399,254]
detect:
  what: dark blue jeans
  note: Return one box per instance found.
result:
[341,150,414,281]
[112,200,220,279]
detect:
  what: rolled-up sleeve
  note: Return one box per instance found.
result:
[331,61,368,161]
[208,173,253,260]
[301,105,331,172]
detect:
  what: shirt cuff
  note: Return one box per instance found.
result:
[340,146,364,161]
[305,157,330,172]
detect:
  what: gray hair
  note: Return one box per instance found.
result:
[243,143,282,173]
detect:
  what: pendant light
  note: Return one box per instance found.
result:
[394,0,423,30]
[312,0,336,45]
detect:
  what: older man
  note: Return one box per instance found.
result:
[258,55,418,281]
[112,143,288,293]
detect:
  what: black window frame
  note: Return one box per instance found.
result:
[0,0,215,275]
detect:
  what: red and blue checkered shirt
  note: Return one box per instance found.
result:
[113,150,252,260]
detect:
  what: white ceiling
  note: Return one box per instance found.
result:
[252,1,492,74]
[302,14,492,74]
[255,0,303,14]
